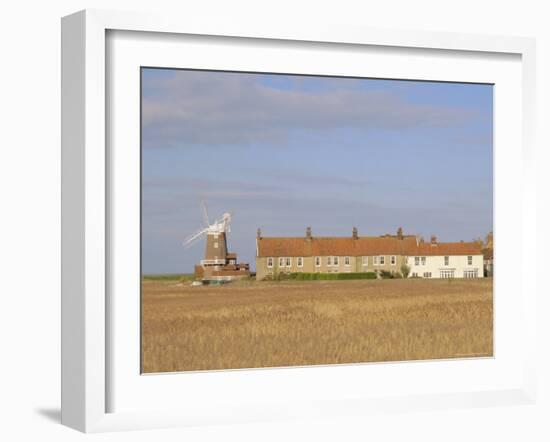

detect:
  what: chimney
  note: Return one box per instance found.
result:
[397,227,403,240]
[430,235,437,245]
[352,226,358,239]
[306,226,312,239]
[257,228,262,239]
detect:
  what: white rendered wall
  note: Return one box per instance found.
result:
[406,255,484,278]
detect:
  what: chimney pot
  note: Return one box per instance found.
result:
[397,227,403,240]
[306,226,312,238]
[257,228,262,239]
[352,226,358,239]
[430,235,437,245]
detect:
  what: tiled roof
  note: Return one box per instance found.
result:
[415,241,482,256]
[256,236,481,257]
[257,236,415,257]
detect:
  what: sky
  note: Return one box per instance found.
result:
[141,68,493,274]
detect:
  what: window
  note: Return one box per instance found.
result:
[297,257,303,267]
[315,256,321,267]
[334,256,339,266]
[214,242,218,248]
[421,256,426,265]
[279,257,284,267]
[412,272,418,277]
[423,272,432,278]
[440,269,454,279]
[327,256,332,266]
[267,258,273,268]
[464,269,478,278]
[286,257,292,267]
[444,256,449,266]
[467,255,473,266]
[373,256,379,265]
[379,256,385,265]
[390,255,396,266]
[344,256,350,266]
[362,256,368,266]
[414,256,420,266]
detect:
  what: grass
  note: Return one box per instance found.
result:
[141,278,493,373]
[141,273,194,282]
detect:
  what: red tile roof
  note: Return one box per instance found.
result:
[256,236,481,257]
[415,241,482,256]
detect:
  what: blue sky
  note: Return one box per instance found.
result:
[141,68,493,274]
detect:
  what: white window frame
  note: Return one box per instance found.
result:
[267,257,273,268]
[333,256,339,266]
[315,256,321,267]
[421,256,426,266]
[362,256,368,266]
[286,257,292,267]
[379,256,385,265]
[468,255,473,266]
[414,256,420,266]
[297,257,303,267]
[279,257,285,267]
[444,256,450,266]
[390,255,396,266]
[344,256,350,266]
[327,256,332,266]
[373,256,379,266]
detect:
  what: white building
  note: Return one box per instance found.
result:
[406,236,484,279]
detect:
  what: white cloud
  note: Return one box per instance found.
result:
[142,70,476,148]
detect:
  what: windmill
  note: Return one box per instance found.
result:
[183,202,250,282]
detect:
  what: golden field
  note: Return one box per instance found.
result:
[141,278,493,373]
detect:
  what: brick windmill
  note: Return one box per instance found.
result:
[183,202,250,283]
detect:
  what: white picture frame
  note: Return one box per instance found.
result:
[61,9,537,433]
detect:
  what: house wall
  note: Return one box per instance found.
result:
[256,254,408,280]
[353,255,407,274]
[406,254,484,278]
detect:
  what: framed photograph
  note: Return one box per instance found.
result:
[61,9,537,432]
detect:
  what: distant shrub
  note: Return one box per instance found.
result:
[287,272,377,281]
[379,270,395,279]
[400,264,411,278]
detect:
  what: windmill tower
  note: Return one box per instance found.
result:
[183,202,250,282]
